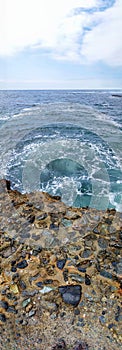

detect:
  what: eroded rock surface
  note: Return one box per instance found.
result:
[0,179,122,349]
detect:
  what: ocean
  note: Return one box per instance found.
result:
[0,89,121,211]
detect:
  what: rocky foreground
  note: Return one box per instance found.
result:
[0,179,122,350]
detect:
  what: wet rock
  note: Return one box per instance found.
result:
[56,258,66,270]
[16,259,28,269]
[59,285,82,307]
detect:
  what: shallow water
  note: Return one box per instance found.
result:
[0,90,122,210]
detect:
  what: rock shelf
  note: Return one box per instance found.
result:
[0,179,122,349]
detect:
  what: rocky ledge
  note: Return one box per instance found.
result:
[0,179,122,349]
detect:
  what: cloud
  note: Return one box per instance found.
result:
[0,0,121,66]
[81,0,122,66]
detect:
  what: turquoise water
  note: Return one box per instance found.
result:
[0,90,122,211]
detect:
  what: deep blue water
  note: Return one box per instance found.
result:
[0,90,122,211]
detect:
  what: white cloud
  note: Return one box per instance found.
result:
[82,0,122,66]
[0,0,122,66]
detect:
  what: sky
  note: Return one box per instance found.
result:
[0,0,122,89]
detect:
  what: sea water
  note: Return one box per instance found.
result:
[0,90,121,211]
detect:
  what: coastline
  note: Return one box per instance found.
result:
[0,179,122,349]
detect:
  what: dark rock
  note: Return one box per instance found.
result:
[52,338,67,350]
[74,309,80,315]
[99,315,106,324]
[93,226,99,234]
[85,274,91,285]
[18,280,26,290]
[112,94,122,98]
[20,232,30,239]
[108,323,115,329]
[32,246,42,256]
[81,249,91,258]
[11,260,16,266]
[0,313,6,322]
[16,260,28,269]
[36,282,43,287]
[57,259,66,270]
[63,269,68,282]
[11,266,17,272]
[7,306,17,314]
[44,279,53,284]
[0,300,8,310]
[98,238,108,249]
[59,285,82,307]
[50,223,59,231]
[32,234,41,241]
[73,341,89,350]
[27,215,35,224]
[77,267,86,273]
[37,213,47,220]
[100,270,113,279]
[28,309,36,317]
[104,218,112,225]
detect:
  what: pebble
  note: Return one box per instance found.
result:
[7,306,17,314]
[28,309,36,317]
[0,313,6,322]
[39,286,54,294]
[85,274,91,285]
[36,281,43,287]
[99,315,106,324]
[100,270,113,279]
[18,280,26,290]
[16,260,28,269]
[59,285,82,307]
[56,259,66,270]
[22,298,31,308]
[69,274,85,284]
[0,300,8,310]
